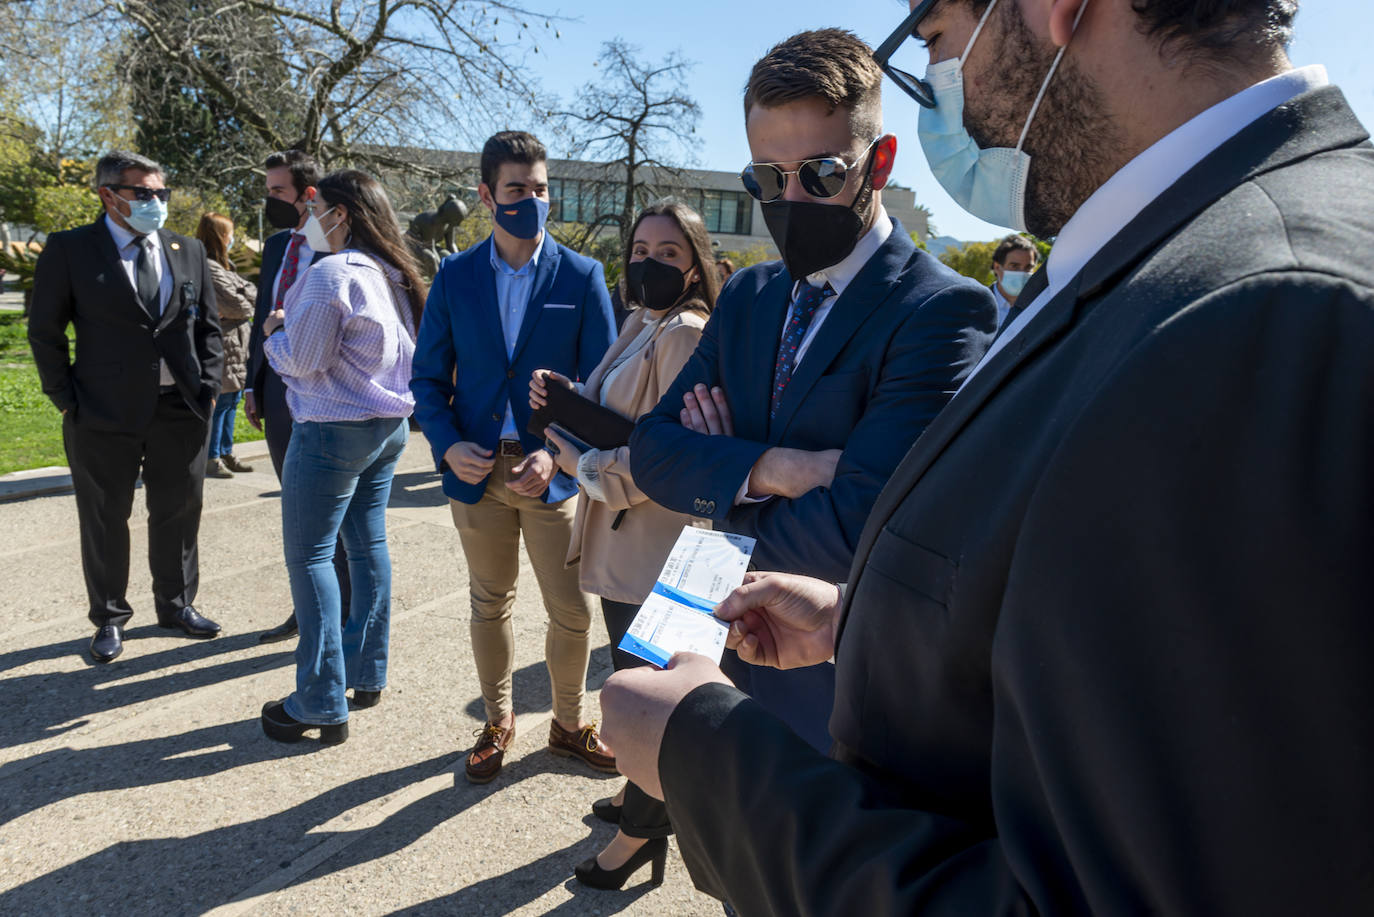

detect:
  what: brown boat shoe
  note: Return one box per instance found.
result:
[548,720,618,773]
[465,720,515,784]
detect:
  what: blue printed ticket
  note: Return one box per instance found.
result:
[618,527,756,667]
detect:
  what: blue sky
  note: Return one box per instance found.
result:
[522,0,1371,242]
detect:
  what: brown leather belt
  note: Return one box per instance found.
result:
[498,439,525,458]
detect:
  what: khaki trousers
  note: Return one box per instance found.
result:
[450,465,594,726]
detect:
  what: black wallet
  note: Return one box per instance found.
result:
[527,381,636,450]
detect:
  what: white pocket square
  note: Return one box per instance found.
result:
[543,302,577,310]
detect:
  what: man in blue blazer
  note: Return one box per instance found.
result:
[630,30,995,752]
[411,131,617,784]
[241,149,347,644]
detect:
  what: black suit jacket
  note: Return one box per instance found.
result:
[658,87,1374,914]
[630,221,996,580]
[28,217,221,431]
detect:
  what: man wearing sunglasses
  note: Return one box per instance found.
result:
[605,1,1374,914]
[29,150,224,664]
[630,29,995,753]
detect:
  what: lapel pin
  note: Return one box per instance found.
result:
[170,242,181,251]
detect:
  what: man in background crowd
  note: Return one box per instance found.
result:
[989,232,1038,326]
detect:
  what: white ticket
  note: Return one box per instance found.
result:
[619,527,756,667]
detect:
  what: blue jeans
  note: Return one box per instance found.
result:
[281,417,407,724]
[208,390,242,459]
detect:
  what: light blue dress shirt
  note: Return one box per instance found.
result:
[490,231,547,440]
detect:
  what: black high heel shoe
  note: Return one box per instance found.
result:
[591,795,622,824]
[574,836,668,890]
[261,700,348,745]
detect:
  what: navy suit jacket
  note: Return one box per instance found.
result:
[411,234,616,504]
[630,220,996,581]
[245,229,330,395]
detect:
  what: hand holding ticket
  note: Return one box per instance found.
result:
[618,527,756,667]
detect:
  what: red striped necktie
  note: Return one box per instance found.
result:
[274,233,305,310]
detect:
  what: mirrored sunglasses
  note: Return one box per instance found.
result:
[740,138,879,203]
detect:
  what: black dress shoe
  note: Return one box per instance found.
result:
[591,794,623,824]
[258,614,298,644]
[261,700,348,745]
[89,625,124,663]
[158,606,221,638]
[350,689,382,709]
[574,836,668,890]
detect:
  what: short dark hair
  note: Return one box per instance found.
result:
[480,131,547,190]
[263,149,321,197]
[1131,0,1298,56]
[95,150,162,189]
[743,29,883,144]
[993,234,1038,266]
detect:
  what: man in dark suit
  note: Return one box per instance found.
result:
[629,29,995,751]
[411,131,617,783]
[602,1,1374,913]
[242,149,349,644]
[29,150,224,663]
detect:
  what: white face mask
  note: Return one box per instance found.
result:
[303,207,344,251]
[226,234,235,252]
[916,0,1089,230]
[999,269,1030,296]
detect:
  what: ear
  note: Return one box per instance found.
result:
[1048,0,1089,47]
[302,186,317,203]
[869,134,898,191]
[477,182,496,213]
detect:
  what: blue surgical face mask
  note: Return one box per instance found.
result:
[124,197,168,235]
[916,0,1088,230]
[999,269,1030,296]
[492,195,549,240]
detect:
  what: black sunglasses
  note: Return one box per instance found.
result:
[740,138,879,203]
[873,0,941,109]
[104,184,172,203]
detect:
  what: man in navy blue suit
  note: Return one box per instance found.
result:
[630,29,996,751]
[411,131,618,784]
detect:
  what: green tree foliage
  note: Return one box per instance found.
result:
[939,240,999,285]
[33,186,100,234]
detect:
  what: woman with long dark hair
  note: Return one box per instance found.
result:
[530,199,721,888]
[259,169,425,746]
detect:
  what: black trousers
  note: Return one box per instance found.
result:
[601,597,673,840]
[261,366,351,615]
[64,392,208,628]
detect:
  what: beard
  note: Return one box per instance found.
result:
[963,0,1124,237]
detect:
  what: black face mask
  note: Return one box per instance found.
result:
[264,195,302,230]
[761,155,875,279]
[626,257,688,311]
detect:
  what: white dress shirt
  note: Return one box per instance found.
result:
[991,282,1014,328]
[963,64,1329,388]
[490,231,548,440]
[105,214,174,385]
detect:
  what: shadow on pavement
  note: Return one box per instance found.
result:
[0,631,291,753]
[387,470,447,509]
[0,736,620,916]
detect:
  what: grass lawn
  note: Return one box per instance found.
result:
[0,312,264,474]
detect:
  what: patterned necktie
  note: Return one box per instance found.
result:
[135,236,160,316]
[274,233,305,310]
[770,281,832,418]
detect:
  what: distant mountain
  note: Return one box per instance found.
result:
[925,235,964,257]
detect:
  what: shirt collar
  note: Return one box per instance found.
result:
[489,230,546,277]
[105,213,157,252]
[801,205,892,298]
[1046,65,1328,293]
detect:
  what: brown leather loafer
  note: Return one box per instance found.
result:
[549,720,617,773]
[465,720,515,784]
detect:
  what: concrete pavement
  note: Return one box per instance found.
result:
[0,438,721,916]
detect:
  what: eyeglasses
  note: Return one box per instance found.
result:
[873,0,940,109]
[105,184,172,203]
[740,138,879,203]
